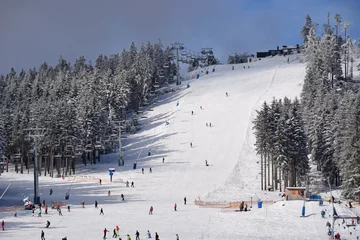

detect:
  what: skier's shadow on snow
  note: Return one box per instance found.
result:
[301,213,317,217]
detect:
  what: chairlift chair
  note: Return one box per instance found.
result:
[64,145,73,158]
[85,144,93,153]
[95,141,102,150]
[54,144,62,158]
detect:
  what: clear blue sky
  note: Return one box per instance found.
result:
[1,0,359,74]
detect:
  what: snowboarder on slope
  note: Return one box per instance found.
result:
[49,189,53,195]
[46,220,50,228]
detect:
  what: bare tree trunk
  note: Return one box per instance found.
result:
[264,153,267,191]
[268,153,270,188]
[279,166,282,192]
[38,153,42,176]
[20,147,24,174]
[65,157,68,176]
[272,158,275,190]
[44,155,47,177]
[50,149,54,178]
[56,157,60,177]
[274,164,278,190]
[261,153,263,190]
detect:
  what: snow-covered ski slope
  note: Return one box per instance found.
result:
[3,54,345,240]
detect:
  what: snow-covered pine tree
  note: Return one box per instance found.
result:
[301,14,315,44]
[342,92,360,199]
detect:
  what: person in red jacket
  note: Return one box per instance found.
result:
[103,228,109,238]
[2,220,4,230]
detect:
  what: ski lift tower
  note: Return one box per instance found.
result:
[24,128,46,205]
[171,42,184,85]
[111,120,126,166]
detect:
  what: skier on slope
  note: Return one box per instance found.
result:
[190,142,193,148]
[147,230,152,238]
[176,233,179,240]
[155,232,159,240]
[46,220,50,228]
[100,208,104,215]
[121,194,124,201]
[149,206,153,215]
[41,230,45,240]
[95,200,98,208]
[142,168,144,174]
[116,225,120,236]
[174,203,177,211]
[184,197,187,205]
[131,181,134,188]
[103,228,109,238]
[126,181,129,187]
[2,220,4,230]
[135,230,140,240]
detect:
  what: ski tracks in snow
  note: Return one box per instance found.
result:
[205,64,281,200]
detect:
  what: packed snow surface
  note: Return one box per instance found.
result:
[2,55,357,239]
